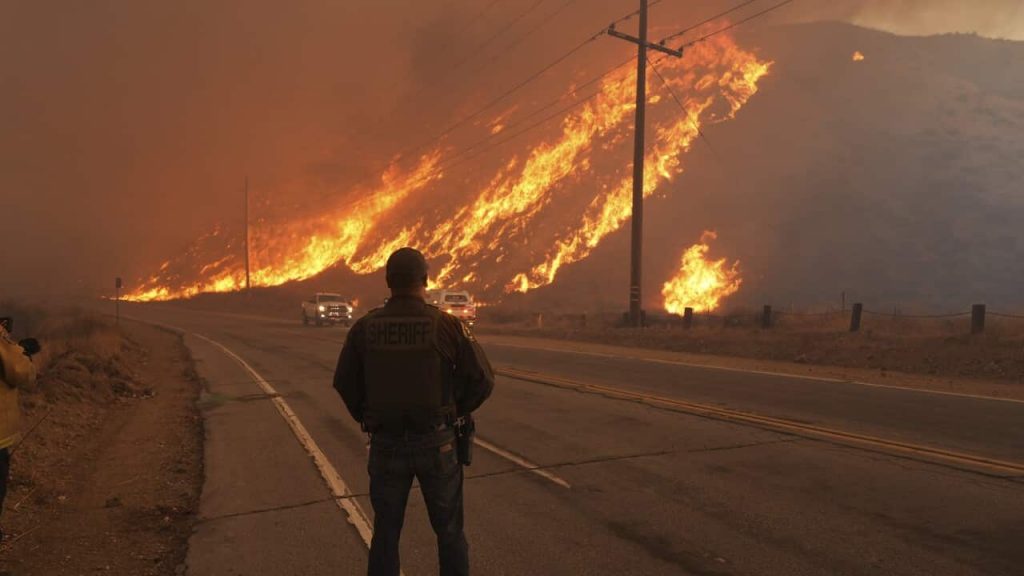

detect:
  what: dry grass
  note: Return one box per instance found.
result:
[479,307,1024,383]
[0,304,203,576]
[1,302,147,409]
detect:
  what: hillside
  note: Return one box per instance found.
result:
[140,22,1024,316]
[512,22,1024,313]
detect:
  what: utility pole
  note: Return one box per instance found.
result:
[608,0,682,327]
[115,277,122,325]
[244,176,251,292]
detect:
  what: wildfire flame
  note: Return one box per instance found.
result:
[421,61,641,289]
[852,51,865,62]
[662,231,741,314]
[125,31,770,312]
[125,153,442,301]
[510,38,770,292]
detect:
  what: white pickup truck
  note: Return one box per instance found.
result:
[301,293,354,326]
[427,289,477,326]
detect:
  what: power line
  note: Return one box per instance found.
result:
[410,32,605,151]
[393,0,674,161]
[397,83,606,188]
[371,0,545,137]
[449,0,549,74]
[462,0,503,31]
[612,0,667,25]
[461,0,582,83]
[378,0,503,95]
[408,0,794,178]
[399,6,668,163]
[383,54,632,185]
[435,85,606,171]
[648,59,721,160]
[410,0,793,163]
[648,55,751,194]
[657,0,762,45]
[418,51,642,172]
[668,0,796,50]
[396,3,649,160]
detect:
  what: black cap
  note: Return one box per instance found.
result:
[385,247,429,289]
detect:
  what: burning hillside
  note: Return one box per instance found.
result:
[126,32,768,314]
[5,1,1023,310]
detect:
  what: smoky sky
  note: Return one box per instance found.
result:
[0,0,1016,299]
[806,0,1024,40]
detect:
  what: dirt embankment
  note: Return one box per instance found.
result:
[0,311,202,576]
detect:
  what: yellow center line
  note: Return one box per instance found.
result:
[496,366,1024,478]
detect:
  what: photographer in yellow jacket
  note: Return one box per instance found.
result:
[0,317,40,542]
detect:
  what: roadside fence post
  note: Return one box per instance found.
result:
[683,307,693,329]
[971,304,986,334]
[850,303,863,332]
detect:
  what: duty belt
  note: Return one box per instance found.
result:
[369,422,452,436]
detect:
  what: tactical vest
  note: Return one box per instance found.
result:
[361,301,454,431]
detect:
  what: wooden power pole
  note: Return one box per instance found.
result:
[608,0,682,327]
[244,176,251,292]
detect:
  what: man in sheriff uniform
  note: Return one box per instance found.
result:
[333,247,494,576]
[0,318,39,542]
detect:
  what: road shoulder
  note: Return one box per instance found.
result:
[182,332,368,575]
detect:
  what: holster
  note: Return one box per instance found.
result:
[454,416,475,466]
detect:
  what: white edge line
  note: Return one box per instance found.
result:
[842,379,1024,404]
[192,333,377,547]
[473,437,571,489]
[486,340,1024,405]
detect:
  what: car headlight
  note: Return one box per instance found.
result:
[318,305,326,312]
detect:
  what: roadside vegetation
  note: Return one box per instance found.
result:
[0,303,202,576]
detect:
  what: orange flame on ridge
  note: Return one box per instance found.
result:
[125,153,442,301]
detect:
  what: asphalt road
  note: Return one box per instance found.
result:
[125,304,1024,576]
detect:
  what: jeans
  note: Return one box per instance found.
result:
[367,428,468,576]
